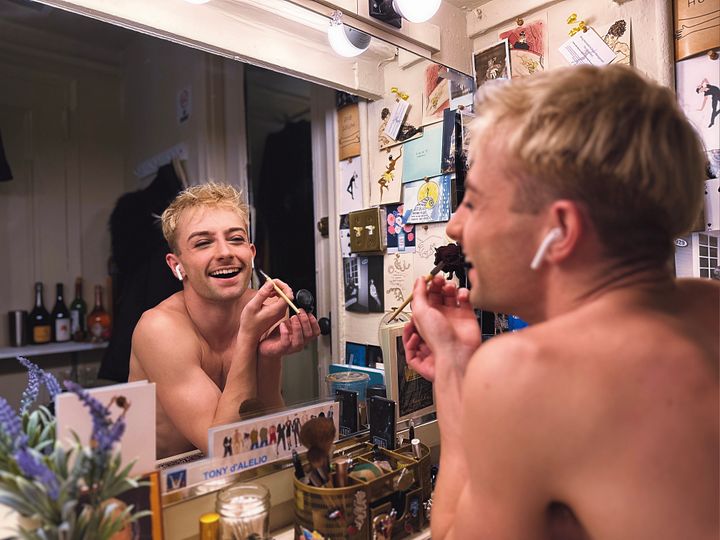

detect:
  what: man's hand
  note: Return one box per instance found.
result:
[239,279,292,343]
[403,275,481,382]
[258,310,321,358]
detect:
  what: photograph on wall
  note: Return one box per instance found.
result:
[402,122,443,183]
[339,214,352,258]
[498,16,546,78]
[448,70,476,110]
[441,108,457,173]
[676,53,720,153]
[404,174,452,224]
[596,19,632,65]
[338,103,361,160]
[339,157,364,214]
[473,39,510,88]
[343,256,366,313]
[423,63,451,121]
[385,203,416,253]
[384,252,414,311]
[367,255,385,313]
[674,0,720,61]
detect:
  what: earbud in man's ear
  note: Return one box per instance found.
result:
[530,227,563,270]
[175,264,184,281]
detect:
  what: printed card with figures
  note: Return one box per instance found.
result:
[498,15,547,78]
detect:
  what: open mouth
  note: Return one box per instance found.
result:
[209,267,241,279]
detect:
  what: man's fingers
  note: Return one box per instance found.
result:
[289,316,304,351]
[294,310,314,338]
[269,278,294,301]
[308,314,321,337]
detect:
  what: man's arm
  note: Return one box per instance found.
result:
[131,310,258,455]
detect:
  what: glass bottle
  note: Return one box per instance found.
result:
[70,277,87,341]
[216,483,270,540]
[51,283,71,342]
[87,285,111,342]
[28,282,51,345]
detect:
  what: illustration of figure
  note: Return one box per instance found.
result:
[369,279,382,311]
[520,55,541,75]
[269,424,277,447]
[603,20,630,65]
[285,418,293,448]
[259,425,268,447]
[223,435,233,457]
[513,30,530,50]
[697,78,720,128]
[378,149,403,201]
[379,107,392,147]
[485,56,504,80]
[232,429,241,455]
[347,171,358,200]
[292,415,301,447]
[276,422,286,452]
[250,428,259,450]
[242,432,250,451]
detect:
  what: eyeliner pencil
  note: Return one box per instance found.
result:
[387,260,446,323]
[258,269,301,314]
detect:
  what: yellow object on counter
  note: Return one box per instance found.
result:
[199,512,220,540]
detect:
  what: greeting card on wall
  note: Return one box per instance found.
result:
[370,148,404,206]
[674,0,720,61]
[413,222,453,280]
[404,175,452,224]
[338,103,360,160]
[499,16,546,78]
[423,63,451,122]
[402,123,443,183]
[596,19,631,65]
[339,158,364,214]
[384,252,414,312]
[385,203,416,253]
[473,40,510,88]
[676,54,720,153]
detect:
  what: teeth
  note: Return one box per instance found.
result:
[210,268,240,276]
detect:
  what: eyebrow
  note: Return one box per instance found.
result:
[186,227,248,242]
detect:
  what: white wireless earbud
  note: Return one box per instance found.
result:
[530,228,563,270]
[175,264,184,281]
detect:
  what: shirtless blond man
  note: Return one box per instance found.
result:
[129,183,320,458]
[404,65,719,540]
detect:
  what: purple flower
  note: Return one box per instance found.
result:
[19,369,40,414]
[17,356,63,404]
[0,397,22,441]
[14,447,59,500]
[41,371,62,399]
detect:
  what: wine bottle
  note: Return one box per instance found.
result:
[87,285,111,343]
[28,282,51,344]
[51,283,71,342]
[70,277,87,341]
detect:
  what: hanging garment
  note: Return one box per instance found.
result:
[0,129,13,182]
[98,163,183,382]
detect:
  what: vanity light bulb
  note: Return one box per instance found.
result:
[392,0,442,23]
[328,21,370,58]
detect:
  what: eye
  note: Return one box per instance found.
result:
[194,240,211,248]
[230,236,246,243]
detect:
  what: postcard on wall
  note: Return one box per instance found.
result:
[339,158,364,214]
[402,122,443,183]
[413,222,454,280]
[367,255,385,313]
[596,19,631,65]
[404,174,452,224]
[448,70,476,110]
[384,252,414,311]
[338,103,361,160]
[559,27,616,66]
[676,53,720,153]
[674,0,720,61]
[441,108,457,174]
[473,39,510,88]
[370,148,404,206]
[423,63,451,122]
[386,203,416,253]
[499,16,546,78]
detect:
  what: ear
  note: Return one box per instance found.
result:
[166,253,182,279]
[543,200,585,265]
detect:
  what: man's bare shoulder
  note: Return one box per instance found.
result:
[132,292,201,361]
[135,293,192,335]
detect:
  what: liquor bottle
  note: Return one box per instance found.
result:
[51,283,71,342]
[28,282,51,344]
[70,277,87,341]
[87,285,111,343]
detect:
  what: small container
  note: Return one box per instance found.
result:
[8,310,27,346]
[216,483,270,540]
[325,371,370,403]
[199,512,220,540]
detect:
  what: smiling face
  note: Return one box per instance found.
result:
[171,206,255,303]
[446,137,544,315]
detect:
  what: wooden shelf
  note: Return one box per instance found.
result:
[0,341,108,360]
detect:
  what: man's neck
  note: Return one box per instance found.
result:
[182,288,251,350]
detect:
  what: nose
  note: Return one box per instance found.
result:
[214,238,234,260]
[445,208,463,242]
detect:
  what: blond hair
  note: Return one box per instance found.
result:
[161,182,249,253]
[472,64,706,264]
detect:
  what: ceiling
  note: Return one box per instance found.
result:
[443,0,494,10]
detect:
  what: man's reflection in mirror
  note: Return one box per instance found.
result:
[129,182,320,458]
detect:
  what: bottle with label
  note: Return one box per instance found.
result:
[51,283,71,342]
[397,229,406,252]
[28,282,51,344]
[87,285,111,343]
[70,277,87,341]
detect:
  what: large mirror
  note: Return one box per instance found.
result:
[0,0,471,467]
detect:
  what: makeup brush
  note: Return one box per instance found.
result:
[300,417,336,455]
[386,260,445,323]
[256,268,300,314]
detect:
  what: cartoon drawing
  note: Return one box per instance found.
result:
[378,148,402,201]
[603,20,630,65]
[697,78,720,128]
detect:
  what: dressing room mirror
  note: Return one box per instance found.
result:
[0,0,471,465]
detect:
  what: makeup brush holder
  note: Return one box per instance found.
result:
[293,442,432,540]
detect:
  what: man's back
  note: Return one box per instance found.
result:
[458,279,719,540]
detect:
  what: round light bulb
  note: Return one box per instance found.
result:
[392,0,442,23]
[327,21,370,57]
